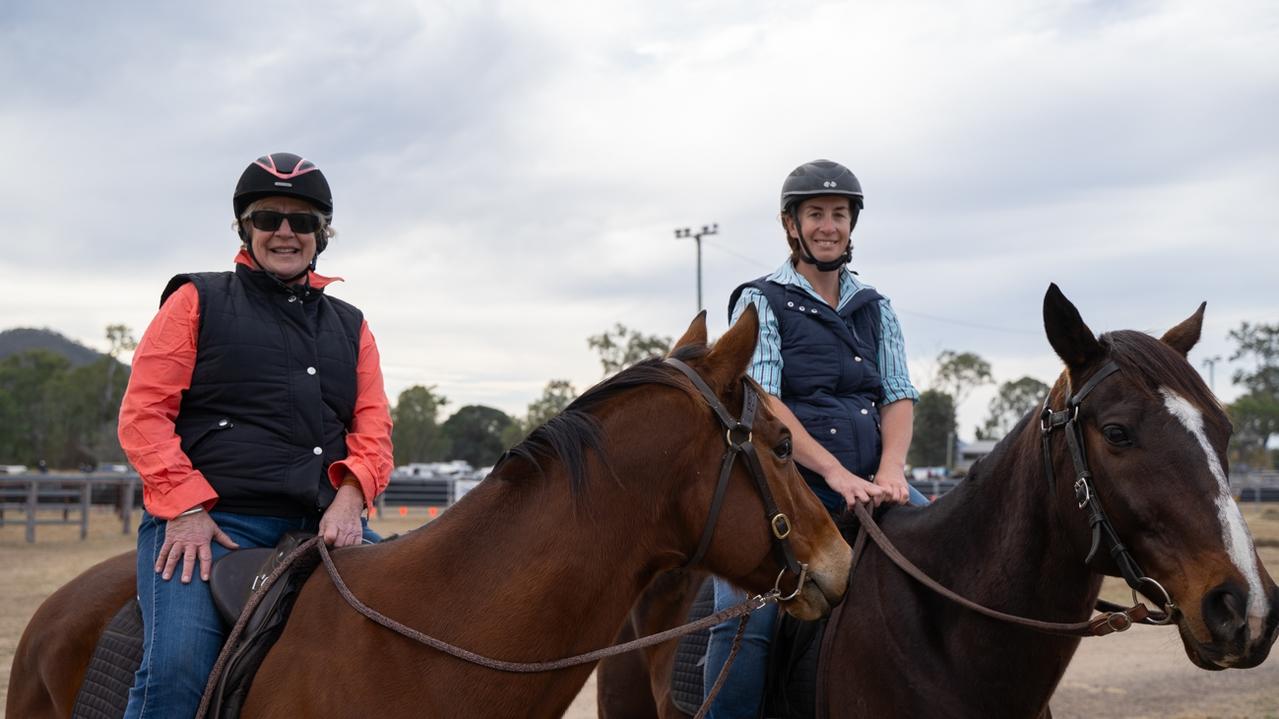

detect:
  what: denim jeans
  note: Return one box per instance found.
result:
[123,511,379,719]
[702,484,929,718]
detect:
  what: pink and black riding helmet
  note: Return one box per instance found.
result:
[234,152,333,253]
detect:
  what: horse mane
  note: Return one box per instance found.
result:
[493,344,709,496]
[1100,330,1222,415]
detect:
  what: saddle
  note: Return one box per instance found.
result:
[669,578,826,719]
[71,532,320,719]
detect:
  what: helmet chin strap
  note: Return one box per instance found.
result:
[791,207,853,272]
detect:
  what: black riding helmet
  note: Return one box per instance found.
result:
[780,159,863,272]
[233,153,332,282]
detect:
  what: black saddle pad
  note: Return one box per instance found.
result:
[668,578,825,719]
[670,578,717,715]
[71,599,144,719]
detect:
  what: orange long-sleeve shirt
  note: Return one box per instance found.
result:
[118,251,395,519]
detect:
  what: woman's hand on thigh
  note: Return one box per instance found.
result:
[157,512,239,583]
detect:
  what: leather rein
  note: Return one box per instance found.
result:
[842,360,1176,639]
[196,356,810,716]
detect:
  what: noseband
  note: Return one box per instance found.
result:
[665,358,808,599]
[1040,361,1177,623]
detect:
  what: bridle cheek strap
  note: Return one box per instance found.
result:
[1040,361,1176,623]
[664,358,806,587]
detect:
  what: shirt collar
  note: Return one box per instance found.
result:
[767,260,864,310]
[234,248,343,289]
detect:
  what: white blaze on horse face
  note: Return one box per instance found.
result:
[1161,388,1268,634]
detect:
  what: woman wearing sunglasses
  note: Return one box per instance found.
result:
[117,152,394,719]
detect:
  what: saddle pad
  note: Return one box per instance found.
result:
[71,598,143,719]
[670,578,716,715]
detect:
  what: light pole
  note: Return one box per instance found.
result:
[674,223,718,313]
[1202,355,1223,393]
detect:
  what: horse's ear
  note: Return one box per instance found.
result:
[1160,302,1206,357]
[1043,283,1104,373]
[672,310,709,352]
[704,304,759,390]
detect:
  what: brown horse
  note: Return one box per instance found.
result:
[7,308,853,719]
[599,285,1279,719]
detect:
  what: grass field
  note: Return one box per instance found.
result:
[3,505,1278,717]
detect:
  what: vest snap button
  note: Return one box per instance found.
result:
[287,295,297,303]
[313,446,323,455]
[217,419,229,427]
[860,408,869,415]
[829,427,837,434]
[306,367,317,375]
[854,356,862,362]
[786,302,794,308]
[798,306,806,311]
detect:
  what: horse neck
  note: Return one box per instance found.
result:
[900,416,1101,618]
[383,449,681,663]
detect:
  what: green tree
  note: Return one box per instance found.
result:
[442,405,515,468]
[932,350,993,410]
[500,379,580,448]
[587,324,672,376]
[0,349,71,464]
[1226,321,1279,469]
[909,389,956,468]
[391,385,449,465]
[976,376,1050,440]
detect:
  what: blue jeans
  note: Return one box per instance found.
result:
[702,484,929,718]
[124,511,379,719]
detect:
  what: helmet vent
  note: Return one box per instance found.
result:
[274,181,294,188]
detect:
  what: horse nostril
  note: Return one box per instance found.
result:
[1203,585,1248,642]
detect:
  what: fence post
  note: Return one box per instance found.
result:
[26,479,38,544]
[122,477,136,534]
[80,482,92,540]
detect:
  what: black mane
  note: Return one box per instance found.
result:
[494,344,709,495]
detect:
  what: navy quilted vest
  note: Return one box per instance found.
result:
[730,277,885,506]
[160,265,362,516]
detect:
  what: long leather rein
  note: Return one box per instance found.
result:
[838,360,1176,640]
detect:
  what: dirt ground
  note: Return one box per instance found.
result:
[3,506,1278,718]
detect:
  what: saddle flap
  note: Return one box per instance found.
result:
[209,531,317,629]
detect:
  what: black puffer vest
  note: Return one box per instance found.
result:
[730,276,884,508]
[160,265,362,516]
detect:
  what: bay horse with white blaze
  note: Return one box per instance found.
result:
[599,285,1279,719]
[7,308,852,719]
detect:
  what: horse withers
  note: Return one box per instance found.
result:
[7,307,852,719]
[599,285,1279,719]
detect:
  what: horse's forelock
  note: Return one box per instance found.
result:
[1101,330,1223,417]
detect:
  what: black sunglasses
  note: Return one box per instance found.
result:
[248,210,323,234]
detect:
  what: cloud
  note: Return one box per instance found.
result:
[0,0,1275,441]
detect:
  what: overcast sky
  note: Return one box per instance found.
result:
[1,0,1275,441]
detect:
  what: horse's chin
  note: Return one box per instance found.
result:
[782,579,834,621]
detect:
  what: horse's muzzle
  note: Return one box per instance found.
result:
[1182,582,1279,670]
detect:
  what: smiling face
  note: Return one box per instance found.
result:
[784,195,853,264]
[243,195,322,281]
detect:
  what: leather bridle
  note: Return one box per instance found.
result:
[665,357,809,600]
[1040,361,1177,623]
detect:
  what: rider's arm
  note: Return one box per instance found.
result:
[325,320,394,510]
[118,283,219,520]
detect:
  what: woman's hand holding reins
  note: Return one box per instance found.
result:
[872,466,912,505]
[156,511,239,583]
[824,466,888,508]
[319,481,365,548]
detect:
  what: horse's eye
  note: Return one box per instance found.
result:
[1102,424,1133,446]
[774,437,793,460]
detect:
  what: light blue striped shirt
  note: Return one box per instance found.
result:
[729,261,919,404]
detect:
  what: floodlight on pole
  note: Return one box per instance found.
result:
[674,223,719,313]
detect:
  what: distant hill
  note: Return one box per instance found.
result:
[0,328,106,367]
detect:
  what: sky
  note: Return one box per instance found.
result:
[1,0,1276,442]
